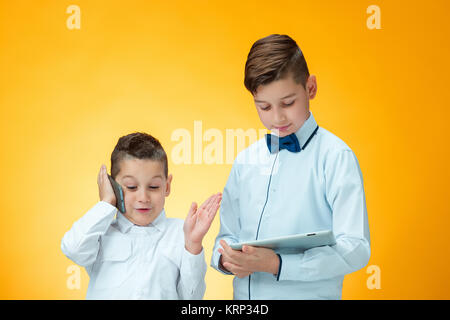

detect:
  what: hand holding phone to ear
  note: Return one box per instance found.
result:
[97,164,116,207]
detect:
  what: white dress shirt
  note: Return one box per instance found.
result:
[61,201,207,299]
[211,112,371,300]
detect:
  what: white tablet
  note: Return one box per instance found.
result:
[229,230,336,253]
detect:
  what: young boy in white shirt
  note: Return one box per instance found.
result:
[62,132,221,299]
[211,34,370,299]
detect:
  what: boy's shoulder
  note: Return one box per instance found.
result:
[316,126,353,154]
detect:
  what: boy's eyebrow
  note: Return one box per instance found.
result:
[254,93,297,103]
[122,175,163,179]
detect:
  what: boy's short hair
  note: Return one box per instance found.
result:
[244,34,310,94]
[110,132,168,179]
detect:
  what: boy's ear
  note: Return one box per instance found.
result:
[306,75,317,100]
[165,174,173,196]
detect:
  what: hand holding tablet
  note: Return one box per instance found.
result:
[229,230,336,253]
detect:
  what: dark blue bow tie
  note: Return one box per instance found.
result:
[265,133,301,153]
[266,126,319,153]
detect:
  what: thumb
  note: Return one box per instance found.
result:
[188,202,198,218]
[243,245,256,254]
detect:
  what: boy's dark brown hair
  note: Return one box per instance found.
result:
[244,34,310,94]
[110,132,168,179]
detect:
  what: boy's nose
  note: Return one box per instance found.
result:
[137,190,151,203]
[273,107,286,123]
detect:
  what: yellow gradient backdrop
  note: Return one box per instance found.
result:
[1,0,449,299]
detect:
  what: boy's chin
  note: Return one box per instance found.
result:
[124,211,155,226]
[270,128,294,137]
[276,130,295,138]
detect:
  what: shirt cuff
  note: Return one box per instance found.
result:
[277,252,304,281]
[76,201,117,234]
[98,200,117,210]
[217,254,233,275]
[275,254,282,281]
[93,201,118,220]
[181,247,207,279]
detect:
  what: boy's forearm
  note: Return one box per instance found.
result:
[179,247,207,299]
[61,201,116,266]
[278,237,370,282]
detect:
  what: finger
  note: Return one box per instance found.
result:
[223,255,242,268]
[214,193,223,205]
[186,203,197,222]
[220,239,238,255]
[223,262,251,277]
[99,165,105,183]
[199,194,215,212]
[187,202,197,219]
[103,167,114,191]
[205,193,219,212]
[221,241,247,265]
[101,164,108,180]
[220,239,231,250]
[208,197,222,218]
[220,250,241,266]
[219,241,241,264]
[242,245,256,254]
[205,196,220,220]
[213,192,222,204]
[206,193,222,213]
[206,205,219,221]
[218,245,236,257]
[99,164,108,187]
[97,165,102,185]
[220,239,239,255]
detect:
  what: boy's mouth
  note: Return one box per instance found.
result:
[135,208,151,213]
[273,124,291,132]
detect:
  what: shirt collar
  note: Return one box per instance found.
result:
[294,111,318,149]
[116,208,167,234]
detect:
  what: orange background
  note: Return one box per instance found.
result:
[0,0,449,299]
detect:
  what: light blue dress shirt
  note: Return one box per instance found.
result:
[61,201,207,299]
[211,112,370,300]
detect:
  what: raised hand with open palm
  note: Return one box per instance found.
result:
[183,193,222,255]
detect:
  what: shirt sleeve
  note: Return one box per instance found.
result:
[278,149,371,282]
[210,160,241,275]
[61,201,117,267]
[178,247,207,299]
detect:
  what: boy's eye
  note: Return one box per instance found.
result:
[283,100,295,107]
[259,105,271,111]
[126,186,160,190]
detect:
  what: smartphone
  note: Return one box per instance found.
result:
[107,174,126,213]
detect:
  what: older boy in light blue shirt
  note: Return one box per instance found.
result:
[211,34,370,299]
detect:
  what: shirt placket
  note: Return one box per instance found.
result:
[133,227,158,299]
